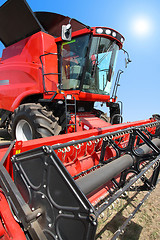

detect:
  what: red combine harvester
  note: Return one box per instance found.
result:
[0,0,159,240]
[0,0,128,140]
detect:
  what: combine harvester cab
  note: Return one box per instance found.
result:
[0,115,160,239]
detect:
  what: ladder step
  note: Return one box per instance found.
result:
[66,104,76,106]
[64,95,77,132]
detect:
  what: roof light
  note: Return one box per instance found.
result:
[121,38,124,43]
[97,28,103,34]
[105,29,111,35]
[95,27,124,46]
[112,32,116,37]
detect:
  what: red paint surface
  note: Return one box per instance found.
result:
[0,191,26,240]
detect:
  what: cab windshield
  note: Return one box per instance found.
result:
[83,37,119,94]
[60,35,119,94]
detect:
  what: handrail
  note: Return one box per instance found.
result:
[39,53,61,94]
[111,69,123,99]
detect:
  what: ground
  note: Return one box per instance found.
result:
[0,129,159,240]
[96,182,160,240]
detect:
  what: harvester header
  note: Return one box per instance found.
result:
[0,116,160,240]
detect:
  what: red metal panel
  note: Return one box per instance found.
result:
[0,191,26,240]
[0,31,59,111]
[43,90,111,102]
[0,32,44,111]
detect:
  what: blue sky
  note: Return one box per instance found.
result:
[0,0,159,122]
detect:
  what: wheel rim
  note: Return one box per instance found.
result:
[16,119,33,141]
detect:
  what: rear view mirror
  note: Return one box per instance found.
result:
[62,24,72,41]
[122,48,132,68]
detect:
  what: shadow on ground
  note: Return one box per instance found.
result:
[96,192,143,240]
[96,212,142,240]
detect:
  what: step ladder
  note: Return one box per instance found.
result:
[64,95,77,133]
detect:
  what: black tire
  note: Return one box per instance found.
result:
[11,103,61,140]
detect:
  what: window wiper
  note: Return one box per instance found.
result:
[91,38,100,77]
[98,41,116,65]
[91,41,115,78]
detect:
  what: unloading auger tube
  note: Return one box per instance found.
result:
[0,119,159,240]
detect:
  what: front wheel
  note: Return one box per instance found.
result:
[11,103,61,141]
